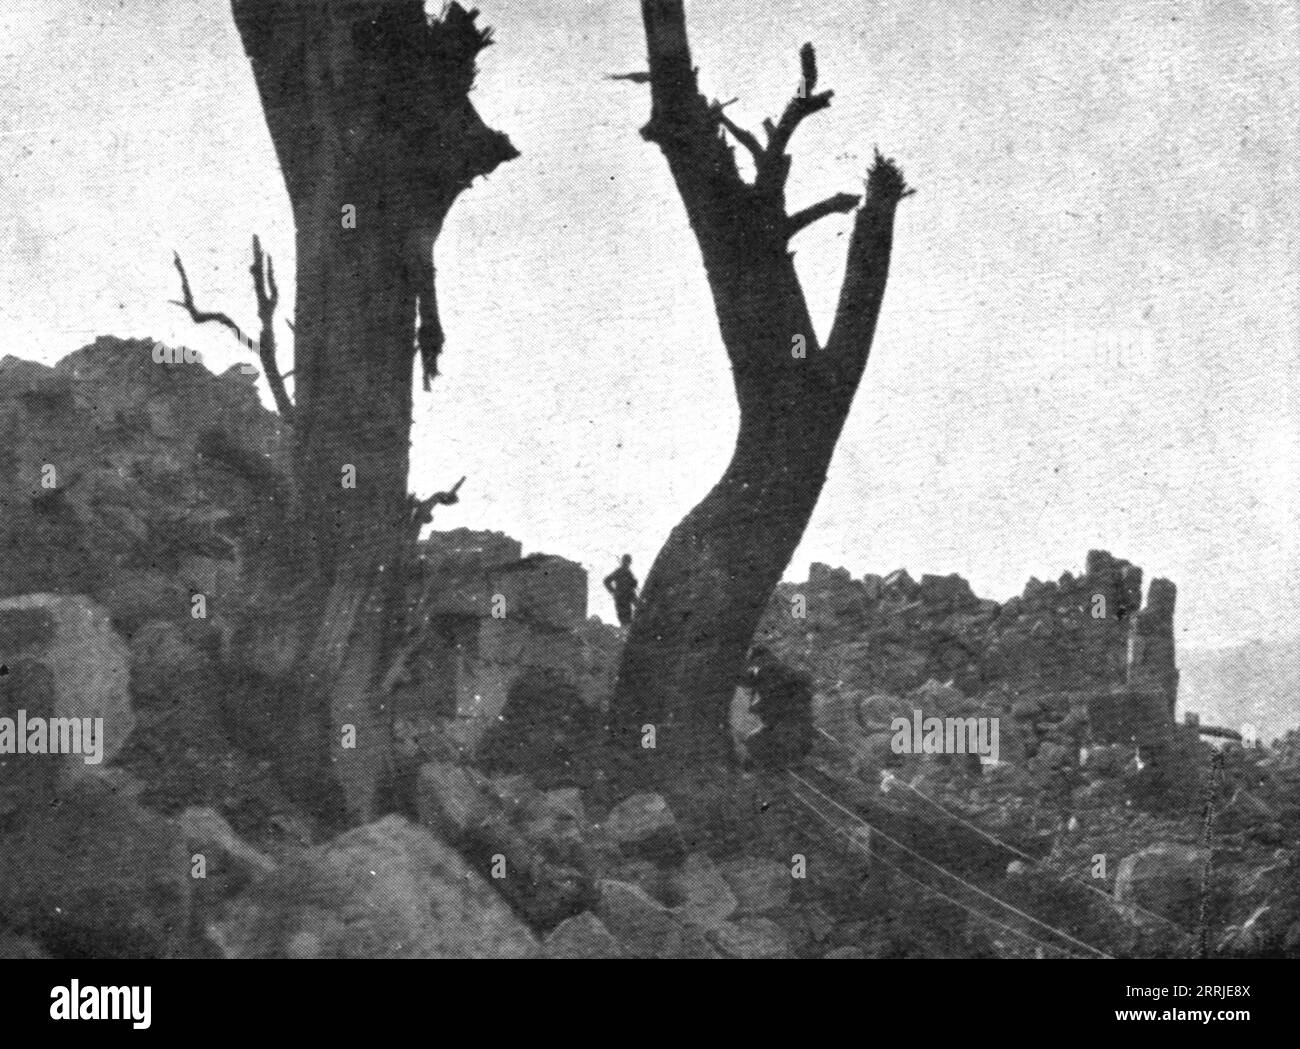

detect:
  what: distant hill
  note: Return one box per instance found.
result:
[1178,638,1300,742]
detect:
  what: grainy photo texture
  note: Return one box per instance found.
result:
[0,0,1297,970]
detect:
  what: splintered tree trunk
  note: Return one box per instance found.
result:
[610,0,911,788]
[231,0,515,821]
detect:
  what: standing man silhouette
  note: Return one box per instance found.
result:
[604,554,639,627]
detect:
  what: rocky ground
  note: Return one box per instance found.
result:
[1,339,1297,959]
[3,581,1294,959]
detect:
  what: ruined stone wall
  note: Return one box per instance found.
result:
[0,341,618,766]
[402,532,615,751]
[0,341,1184,772]
[756,549,1180,748]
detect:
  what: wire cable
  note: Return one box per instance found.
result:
[896,772,1194,939]
[788,769,1114,959]
[814,724,1192,939]
[785,777,1086,958]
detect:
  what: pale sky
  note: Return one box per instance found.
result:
[1,0,1296,648]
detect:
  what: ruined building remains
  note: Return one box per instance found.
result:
[758,549,1181,756]
[394,529,619,751]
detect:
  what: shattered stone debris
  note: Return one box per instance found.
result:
[0,338,1297,960]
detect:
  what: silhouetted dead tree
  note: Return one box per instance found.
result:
[222,0,515,822]
[608,0,912,789]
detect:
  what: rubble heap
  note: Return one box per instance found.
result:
[392,528,620,766]
[758,550,1182,767]
[2,339,1296,961]
[0,337,287,644]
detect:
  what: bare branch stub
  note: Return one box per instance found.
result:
[170,252,243,337]
[715,106,763,166]
[407,475,466,535]
[251,234,278,317]
[170,238,295,423]
[820,150,914,390]
[753,42,833,202]
[786,192,862,239]
[248,235,294,421]
[352,2,519,393]
[642,13,858,246]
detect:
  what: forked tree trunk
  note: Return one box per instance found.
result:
[610,0,911,788]
[231,0,515,821]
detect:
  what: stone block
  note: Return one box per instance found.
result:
[0,595,133,790]
[490,555,587,628]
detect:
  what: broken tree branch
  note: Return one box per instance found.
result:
[821,151,914,390]
[786,191,862,239]
[414,247,443,393]
[407,475,467,538]
[170,238,295,423]
[169,254,242,336]
[716,107,763,166]
[248,235,295,422]
[754,43,833,200]
[640,1,852,255]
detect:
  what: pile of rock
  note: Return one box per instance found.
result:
[417,767,807,958]
[758,550,1184,799]
[762,551,1175,709]
[0,339,287,638]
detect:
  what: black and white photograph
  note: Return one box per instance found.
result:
[0,0,1296,1008]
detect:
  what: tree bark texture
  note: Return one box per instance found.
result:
[231,0,516,820]
[610,0,911,788]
